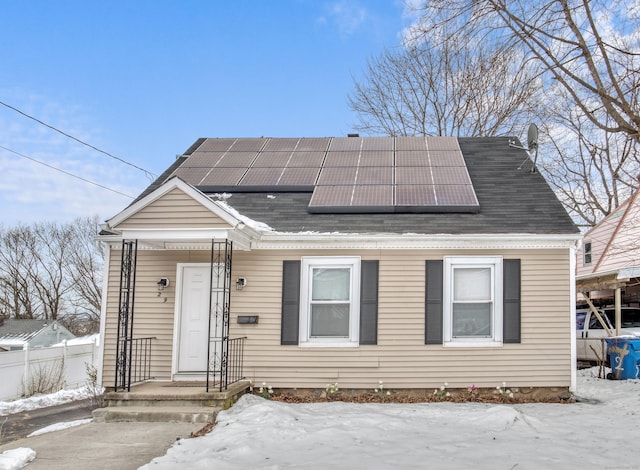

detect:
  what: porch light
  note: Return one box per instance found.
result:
[236,277,247,290]
[157,278,169,290]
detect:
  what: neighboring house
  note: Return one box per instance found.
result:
[576,188,640,332]
[97,136,580,397]
[0,319,76,351]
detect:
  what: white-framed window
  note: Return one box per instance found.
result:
[443,256,503,347]
[299,256,360,347]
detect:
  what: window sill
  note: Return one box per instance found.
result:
[443,341,503,348]
[298,341,359,348]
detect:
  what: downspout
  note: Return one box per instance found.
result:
[570,242,578,393]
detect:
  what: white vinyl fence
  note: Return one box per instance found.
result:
[0,339,99,401]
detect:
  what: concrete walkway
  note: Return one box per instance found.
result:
[0,420,204,469]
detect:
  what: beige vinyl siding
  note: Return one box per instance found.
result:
[115,188,232,229]
[232,248,572,390]
[102,247,573,390]
[102,249,213,386]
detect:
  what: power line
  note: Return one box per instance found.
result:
[0,100,158,180]
[0,144,135,199]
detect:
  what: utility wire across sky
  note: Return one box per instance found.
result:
[0,144,135,199]
[0,100,158,180]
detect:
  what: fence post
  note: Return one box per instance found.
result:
[22,343,30,395]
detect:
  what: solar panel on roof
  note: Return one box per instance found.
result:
[181,151,226,168]
[294,138,331,152]
[195,139,237,152]
[238,167,284,186]
[358,151,393,166]
[352,185,393,205]
[228,138,268,152]
[396,185,437,206]
[427,150,466,166]
[252,151,293,167]
[323,151,360,167]
[395,151,430,167]
[317,167,358,185]
[328,137,363,152]
[425,136,460,151]
[200,167,248,186]
[216,151,259,168]
[177,136,479,213]
[356,167,393,185]
[309,185,354,206]
[286,151,326,167]
[278,167,320,186]
[395,137,427,151]
[433,184,478,206]
[360,137,394,151]
[396,167,433,185]
[431,166,472,185]
[261,138,300,152]
[172,167,212,185]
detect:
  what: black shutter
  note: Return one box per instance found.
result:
[425,260,444,344]
[503,259,521,343]
[360,260,379,345]
[281,260,301,345]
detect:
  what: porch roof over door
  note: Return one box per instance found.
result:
[98,177,260,250]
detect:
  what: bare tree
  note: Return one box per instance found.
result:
[0,227,39,319]
[0,217,103,334]
[539,91,640,227]
[409,0,640,140]
[349,36,542,137]
[62,216,103,335]
[349,0,639,226]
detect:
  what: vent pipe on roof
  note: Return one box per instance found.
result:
[347,133,360,138]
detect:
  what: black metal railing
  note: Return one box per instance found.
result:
[116,337,155,391]
[207,336,246,392]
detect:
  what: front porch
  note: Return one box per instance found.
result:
[93,379,251,423]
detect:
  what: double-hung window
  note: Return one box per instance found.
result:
[443,256,503,346]
[299,256,360,347]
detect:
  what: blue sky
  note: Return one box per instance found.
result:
[0,1,413,225]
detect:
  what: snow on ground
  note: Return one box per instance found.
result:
[0,387,99,469]
[27,418,92,437]
[141,368,640,470]
[0,386,97,417]
[0,448,36,470]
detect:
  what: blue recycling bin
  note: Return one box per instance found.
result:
[605,336,640,380]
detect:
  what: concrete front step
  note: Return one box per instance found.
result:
[92,405,219,424]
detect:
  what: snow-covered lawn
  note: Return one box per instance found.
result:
[2,369,638,469]
[0,386,97,417]
[142,368,640,470]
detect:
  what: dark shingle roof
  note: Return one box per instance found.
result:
[141,136,578,235]
[0,319,50,340]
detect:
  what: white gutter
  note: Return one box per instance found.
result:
[252,232,582,250]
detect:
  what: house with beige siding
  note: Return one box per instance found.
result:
[97,136,580,398]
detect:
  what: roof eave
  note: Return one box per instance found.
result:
[252,232,581,250]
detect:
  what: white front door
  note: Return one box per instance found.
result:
[177,264,223,373]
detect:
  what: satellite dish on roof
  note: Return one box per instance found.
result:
[509,123,539,173]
